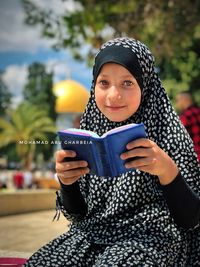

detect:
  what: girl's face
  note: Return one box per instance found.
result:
[95,63,141,122]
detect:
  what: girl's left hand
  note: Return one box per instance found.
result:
[120,138,179,185]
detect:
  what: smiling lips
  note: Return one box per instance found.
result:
[106,105,126,111]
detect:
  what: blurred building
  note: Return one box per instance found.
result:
[53,79,89,130]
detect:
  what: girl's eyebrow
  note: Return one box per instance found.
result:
[98,74,134,79]
[97,74,108,77]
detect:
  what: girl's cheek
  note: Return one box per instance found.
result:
[95,88,105,103]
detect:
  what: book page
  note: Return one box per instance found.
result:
[61,128,100,138]
[102,123,138,137]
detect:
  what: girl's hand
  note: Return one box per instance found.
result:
[55,150,90,185]
[120,138,179,185]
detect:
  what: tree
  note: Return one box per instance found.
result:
[22,0,200,104]
[159,38,200,104]
[22,0,200,61]
[23,62,56,121]
[23,62,57,160]
[0,71,11,117]
[0,102,56,169]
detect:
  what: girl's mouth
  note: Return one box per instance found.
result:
[106,105,126,111]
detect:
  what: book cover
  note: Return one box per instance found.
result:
[58,123,146,177]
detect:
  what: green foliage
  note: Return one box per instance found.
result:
[0,71,11,117]
[23,62,57,161]
[21,0,200,103]
[161,43,200,105]
[0,102,56,168]
[22,0,200,58]
[23,62,56,121]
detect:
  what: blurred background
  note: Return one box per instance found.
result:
[0,0,200,257]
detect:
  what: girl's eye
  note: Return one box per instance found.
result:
[99,80,109,86]
[123,80,133,86]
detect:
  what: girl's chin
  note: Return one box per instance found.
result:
[105,115,130,122]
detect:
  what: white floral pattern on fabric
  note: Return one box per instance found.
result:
[24,37,200,266]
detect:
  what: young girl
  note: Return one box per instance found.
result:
[24,38,200,266]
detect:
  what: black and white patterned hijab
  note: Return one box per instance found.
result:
[81,37,200,187]
[79,37,200,265]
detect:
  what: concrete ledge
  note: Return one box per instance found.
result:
[0,189,57,216]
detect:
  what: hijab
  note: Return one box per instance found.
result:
[77,37,200,266]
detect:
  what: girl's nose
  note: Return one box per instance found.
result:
[107,86,122,101]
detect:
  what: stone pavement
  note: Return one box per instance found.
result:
[0,210,69,258]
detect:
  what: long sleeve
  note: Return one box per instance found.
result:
[60,181,87,215]
[162,172,200,229]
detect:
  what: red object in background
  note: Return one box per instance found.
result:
[13,171,24,189]
[179,105,200,162]
[0,257,27,266]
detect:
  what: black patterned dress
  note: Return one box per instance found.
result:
[24,38,200,267]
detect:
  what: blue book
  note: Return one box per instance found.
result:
[58,123,146,177]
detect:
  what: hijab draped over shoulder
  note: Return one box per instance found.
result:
[78,37,200,266]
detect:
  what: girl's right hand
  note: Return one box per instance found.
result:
[55,150,90,185]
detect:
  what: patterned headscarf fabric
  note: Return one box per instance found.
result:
[92,44,143,90]
[78,37,200,266]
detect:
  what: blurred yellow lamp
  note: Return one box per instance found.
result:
[53,80,89,113]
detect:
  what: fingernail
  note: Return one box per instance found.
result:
[120,154,125,160]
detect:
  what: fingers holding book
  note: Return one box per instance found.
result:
[56,149,76,162]
[120,138,179,185]
[55,149,90,185]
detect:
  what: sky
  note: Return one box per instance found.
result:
[0,0,92,107]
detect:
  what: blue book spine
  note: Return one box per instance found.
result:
[102,137,116,177]
[89,138,103,176]
[93,139,113,177]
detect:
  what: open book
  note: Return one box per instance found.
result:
[58,123,146,177]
